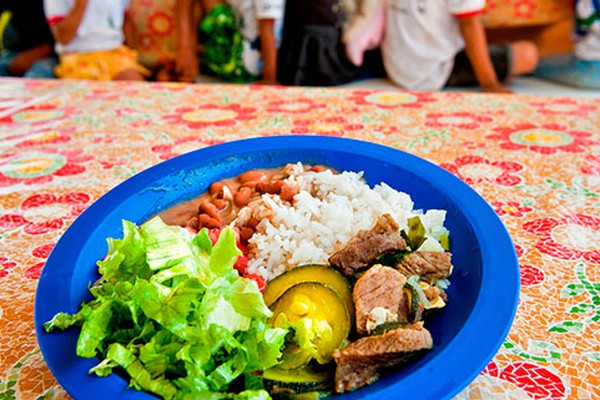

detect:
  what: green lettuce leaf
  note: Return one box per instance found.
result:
[44,217,284,400]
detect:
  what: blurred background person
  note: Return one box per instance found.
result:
[0,0,57,78]
[535,0,600,89]
[44,0,149,81]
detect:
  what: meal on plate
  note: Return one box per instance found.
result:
[44,163,453,399]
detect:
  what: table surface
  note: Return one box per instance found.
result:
[0,77,599,400]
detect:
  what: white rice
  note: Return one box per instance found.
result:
[236,163,448,281]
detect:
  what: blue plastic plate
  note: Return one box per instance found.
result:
[35,136,519,400]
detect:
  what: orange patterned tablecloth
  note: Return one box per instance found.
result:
[0,77,599,399]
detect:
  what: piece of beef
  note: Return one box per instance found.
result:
[329,214,407,277]
[395,251,452,282]
[333,323,433,393]
[353,264,406,336]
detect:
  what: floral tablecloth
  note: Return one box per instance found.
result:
[0,77,599,399]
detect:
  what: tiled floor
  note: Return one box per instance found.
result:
[342,76,600,98]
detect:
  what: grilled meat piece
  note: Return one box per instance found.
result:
[353,264,406,336]
[395,251,452,283]
[329,214,406,277]
[333,323,433,393]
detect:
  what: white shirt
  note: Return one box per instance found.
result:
[574,0,600,60]
[382,0,486,91]
[227,0,284,76]
[44,0,129,54]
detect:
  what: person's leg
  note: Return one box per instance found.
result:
[6,44,55,76]
[108,46,150,81]
[24,56,58,78]
[509,40,539,76]
[113,68,146,80]
[0,49,16,76]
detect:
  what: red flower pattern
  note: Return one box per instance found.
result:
[492,201,533,218]
[523,214,600,264]
[148,11,174,36]
[520,263,545,286]
[290,117,363,137]
[440,155,524,186]
[265,98,326,114]
[0,192,91,235]
[513,0,537,19]
[0,149,94,187]
[425,112,494,130]
[0,104,78,125]
[24,243,55,280]
[581,155,600,176]
[15,126,75,148]
[482,361,565,399]
[530,98,599,117]
[348,90,437,109]
[0,257,18,279]
[486,123,598,154]
[163,104,257,128]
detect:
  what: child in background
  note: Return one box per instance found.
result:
[127,0,179,81]
[175,0,284,84]
[277,0,385,86]
[341,0,385,67]
[382,0,539,93]
[0,0,57,78]
[535,0,600,89]
[44,0,149,81]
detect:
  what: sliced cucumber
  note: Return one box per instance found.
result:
[263,366,332,395]
[263,264,354,319]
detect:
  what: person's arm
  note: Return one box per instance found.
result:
[457,14,511,93]
[8,44,54,76]
[257,18,277,84]
[123,9,136,48]
[48,0,89,45]
[175,0,200,82]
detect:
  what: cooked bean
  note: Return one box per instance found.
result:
[205,217,221,229]
[198,213,212,227]
[209,181,224,195]
[199,201,220,219]
[239,226,254,244]
[235,186,253,207]
[239,170,267,184]
[213,199,227,210]
[246,217,260,229]
[280,183,298,202]
[241,180,258,189]
[257,180,284,194]
[310,165,329,172]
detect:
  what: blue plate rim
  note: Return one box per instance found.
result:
[34,136,520,400]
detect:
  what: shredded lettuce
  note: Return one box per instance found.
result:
[44,216,287,399]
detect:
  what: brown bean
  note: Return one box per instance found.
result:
[256,180,284,194]
[239,226,254,244]
[239,170,267,184]
[213,198,227,210]
[198,213,212,228]
[235,186,253,207]
[241,181,258,189]
[199,201,220,219]
[209,181,224,195]
[280,183,298,202]
[246,217,260,229]
[205,217,220,229]
[310,165,328,172]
